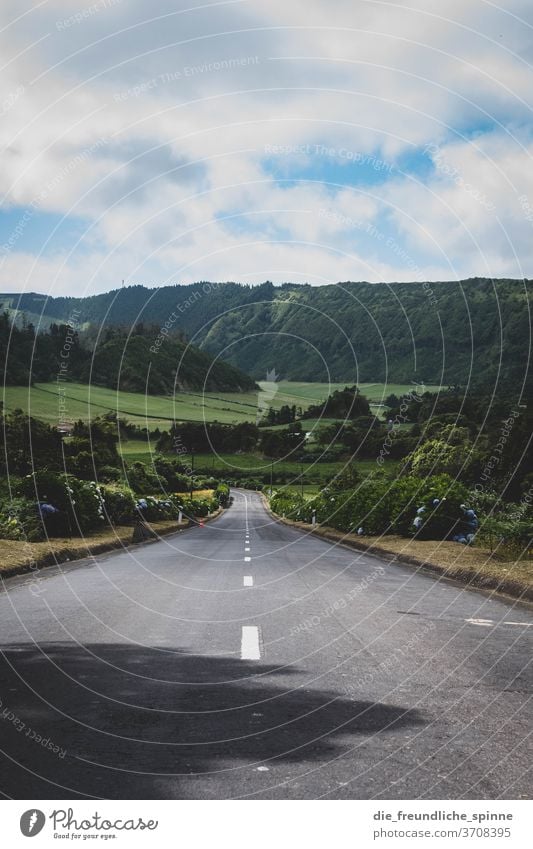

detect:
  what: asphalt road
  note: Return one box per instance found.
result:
[0,490,531,800]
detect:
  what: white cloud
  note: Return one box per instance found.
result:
[0,0,532,295]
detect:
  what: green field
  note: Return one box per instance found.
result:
[119,442,398,484]
[120,444,343,476]
[2,381,441,428]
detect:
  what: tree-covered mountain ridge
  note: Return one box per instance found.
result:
[0,315,257,394]
[3,278,531,390]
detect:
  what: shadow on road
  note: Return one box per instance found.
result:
[0,642,425,798]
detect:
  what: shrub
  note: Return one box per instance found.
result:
[126,462,162,494]
[18,471,106,535]
[175,496,218,519]
[270,492,307,520]
[100,484,136,524]
[98,465,122,483]
[66,478,106,533]
[409,476,470,540]
[270,472,471,541]
[477,517,533,558]
[19,470,70,511]
[215,482,230,507]
[136,496,178,522]
[239,479,263,491]
[0,497,44,542]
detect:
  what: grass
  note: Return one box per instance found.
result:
[177,452,346,480]
[1,378,425,485]
[118,442,398,487]
[276,463,399,493]
[261,417,339,432]
[0,519,187,576]
[345,533,533,598]
[174,489,214,499]
[2,380,442,428]
[2,382,258,427]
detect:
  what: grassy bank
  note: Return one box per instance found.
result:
[0,519,190,578]
[0,503,226,579]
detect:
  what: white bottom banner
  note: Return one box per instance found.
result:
[1,799,531,848]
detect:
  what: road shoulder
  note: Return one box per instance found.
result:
[0,507,224,581]
[263,494,533,603]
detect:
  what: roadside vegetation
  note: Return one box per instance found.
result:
[0,303,531,583]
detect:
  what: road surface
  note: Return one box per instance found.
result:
[0,490,531,799]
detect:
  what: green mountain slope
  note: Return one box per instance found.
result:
[0,315,256,394]
[3,278,531,391]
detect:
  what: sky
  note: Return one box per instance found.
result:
[1,0,533,296]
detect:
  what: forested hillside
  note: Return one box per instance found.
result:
[0,314,256,394]
[3,278,531,391]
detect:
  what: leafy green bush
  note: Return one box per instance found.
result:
[270,492,308,520]
[270,472,471,540]
[476,518,533,558]
[239,479,264,491]
[98,465,122,483]
[10,470,220,538]
[126,462,162,494]
[136,496,178,521]
[18,471,105,535]
[175,494,221,518]
[100,483,136,524]
[19,470,70,511]
[402,474,469,540]
[215,482,230,507]
[66,478,106,533]
[0,497,44,542]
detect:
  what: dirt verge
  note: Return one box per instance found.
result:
[0,508,223,581]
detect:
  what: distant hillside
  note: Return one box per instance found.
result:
[3,278,532,392]
[0,314,256,394]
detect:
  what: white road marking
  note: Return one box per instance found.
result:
[466,618,533,628]
[241,626,260,659]
[244,556,251,562]
[245,546,250,552]
[243,575,253,586]
[505,621,533,627]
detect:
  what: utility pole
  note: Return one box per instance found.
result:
[190,451,195,498]
[270,459,273,495]
[300,463,304,498]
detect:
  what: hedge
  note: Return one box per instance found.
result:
[270,473,470,539]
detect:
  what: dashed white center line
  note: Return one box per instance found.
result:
[241,626,261,659]
[243,575,253,586]
[244,556,251,562]
[245,547,250,552]
[465,618,533,628]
